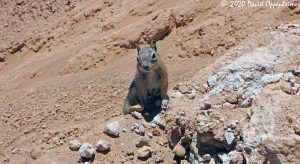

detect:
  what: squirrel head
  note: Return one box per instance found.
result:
[136,40,160,73]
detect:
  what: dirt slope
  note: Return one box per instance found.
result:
[0,0,300,163]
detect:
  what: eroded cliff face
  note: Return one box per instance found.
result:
[166,20,300,164]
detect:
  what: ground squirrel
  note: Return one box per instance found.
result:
[123,40,169,114]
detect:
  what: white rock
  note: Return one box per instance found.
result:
[137,146,153,159]
[78,143,96,158]
[161,99,168,109]
[228,150,244,164]
[155,151,165,163]
[132,123,145,135]
[283,72,295,81]
[152,115,166,129]
[187,89,197,99]
[103,121,120,137]
[131,111,142,119]
[260,74,273,85]
[171,91,182,98]
[96,139,110,152]
[218,153,230,164]
[225,129,235,145]
[69,139,81,151]
[135,136,150,147]
[207,75,218,87]
[147,132,153,138]
[122,128,127,132]
[203,154,211,162]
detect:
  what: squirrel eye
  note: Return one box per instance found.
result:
[137,57,139,62]
[152,53,156,59]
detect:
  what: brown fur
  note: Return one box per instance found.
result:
[123,42,168,114]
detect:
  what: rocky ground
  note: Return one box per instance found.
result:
[0,0,300,164]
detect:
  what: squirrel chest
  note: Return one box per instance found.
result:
[135,69,163,102]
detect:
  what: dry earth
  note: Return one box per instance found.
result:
[0,0,300,164]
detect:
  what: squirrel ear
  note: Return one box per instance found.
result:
[150,40,157,51]
[136,45,141,53]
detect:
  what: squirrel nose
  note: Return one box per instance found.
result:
[142,65,149,70]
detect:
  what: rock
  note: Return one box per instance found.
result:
[228,120,238,129]
[181,160,190,164]
[178,84,190,94]
[30,148,41,160]
[273,73,284,83]
[129,155,134,160]
[128,105,143,113]
[190,134,203,163]
[288,2,298,10]
[161,99,168,109]
[292,67,300,76]
[10,42,25,54]
[209,158,216,164]
[202,154,211,162]
[131,111,142,119]
[77,156,83,162]
[171,91,183,98]
[218,153,230,163]
[198,84,208,93]
[225,93,238,104]
[126,147,134,156]
[292,83,300,93]
[278,80,293,94]
[223,102,235,109]
[96,139,110,152]
[228,150,244,164]
[0,53,5,62]
[69,139,81,151]
[200,101,211,110]
[137,146,153,159]
[176,116,187,130]
[132,123,145,135]
[207,75,218,87]
[151,123,157,128]
[187,89,197,99]
[260,73,283,85]
[79,143,96,159]
[173,144,186,157]
[225,129,235,145]
[147,132,153,138]
[103,121,120,137]
[152,129,161,136]
[155,151,165,163]
[283,72,294,81]
[135,136,150,147]
[241,98,252,108]
[152,115,166,130]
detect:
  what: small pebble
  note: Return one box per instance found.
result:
[137,146,153,159]
[172,144,186,157]
[69,139,81,151]
[103,121,120,137]
[203,154,211,162]
[131,111,142,119]
[135,136,150,147]
[96,139,110,152]
[155,151,165,163]
[78,143,96,159]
